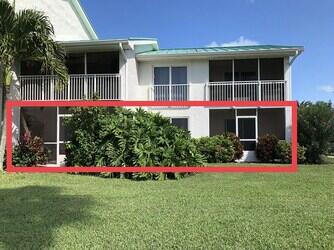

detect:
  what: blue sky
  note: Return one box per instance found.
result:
[81,0,334,102]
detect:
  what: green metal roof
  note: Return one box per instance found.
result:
[136,45,304,56]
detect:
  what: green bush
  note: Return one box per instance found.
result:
[276,141,306,164]
[224,133,244,160]
[196,135,235,163]
[297,145,307,164]
[329,142,334,156]
[256,134,279,162]
[298,101,334,163]
[12,133,48,166]
[64,107,204,180]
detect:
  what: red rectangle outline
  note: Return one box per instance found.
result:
[6,100,298,173]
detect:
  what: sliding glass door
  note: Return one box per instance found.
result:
[154,66,187,100]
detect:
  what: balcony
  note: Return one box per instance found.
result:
[19,74,121,100]
[149,80,286,101]
[206,80,286,101]
[150,84,189,101]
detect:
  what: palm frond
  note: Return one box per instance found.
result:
[0,0,15,34]
[13,9,68,83]
[15,9,54,38]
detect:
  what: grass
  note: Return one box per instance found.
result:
[0,165,334,249]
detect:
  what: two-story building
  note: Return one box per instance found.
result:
[10,0,303,165]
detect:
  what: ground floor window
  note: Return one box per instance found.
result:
[209,108,286,150]
[20,107,72,165]
[170,118,188,131]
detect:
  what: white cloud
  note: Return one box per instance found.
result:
[206,36,259,47]
[318,85,334,93]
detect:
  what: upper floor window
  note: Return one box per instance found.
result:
[154,66,187,85]
[20,61,44,75]
[234,59,258,81]
[209,60,232,82]
[66,53,85,74]
[260,58,284,80]
[209,58,284,82]
[87,52,119,74]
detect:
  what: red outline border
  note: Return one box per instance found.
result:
[6,100,298,173]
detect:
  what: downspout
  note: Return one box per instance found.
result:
[119,43,127,100]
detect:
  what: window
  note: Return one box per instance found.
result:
[237,117,257,151]
[154,66,187,85]
[153,66,188,100]
[224,119,236,133]
[260,58,284,80]
[209,60,233,82]
[20,107,57,142]
[171,67,187,85]
[20,61,43,75]
[154,67,170,85]
[86,52,119,74]
[20,107,57,164]
[238,118,256,139]
[171,118,188,131]
[66,53,85,74]
[234,59,258,81]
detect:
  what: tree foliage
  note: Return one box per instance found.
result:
[64,107,205,180]
[12,133,48,166]
[256,134,279,162]
[298,101,334,163]
[195,135,239,163]
[0,0,68,171]
[276,140,306,164]
[0,0,68,84]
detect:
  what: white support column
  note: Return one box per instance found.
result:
[41,76,45,101]
[284,57,291,100]
[284,56,292,141]
[119,43,127,100]
[235,109,238,136]
[258,58,261,101]
[56,107,60,165]
[232,59,235,101]
[169,66,172,101]
[255,108,258,142]
[67,77,70,100]
[84,53,88,99]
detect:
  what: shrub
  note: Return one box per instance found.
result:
[298,145,307,163]
[276,141,290,163]
[256,134,279,162]
[224,133,243,160]
[276,141,306,164]
[64,107,204,180]
[298,101,334,163]
[12,133,48,166]
[329,142,334,156]
[196,135,235,163]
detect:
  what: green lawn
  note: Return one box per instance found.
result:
[1,165,333,249]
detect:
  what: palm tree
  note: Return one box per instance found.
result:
[0,0,68,171]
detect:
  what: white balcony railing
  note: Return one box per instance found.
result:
[206,80,286,101]
[150,84,189,101]
[19,74,121,100]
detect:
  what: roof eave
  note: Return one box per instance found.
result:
[70,0,98,40]
[60,39,130,52]
[136,49,304,61]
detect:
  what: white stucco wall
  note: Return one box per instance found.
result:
[137,59,209,101]
[11,0,93,41]
[148,107,210,138]
[284,57,292,141]
[135,58,210,137]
